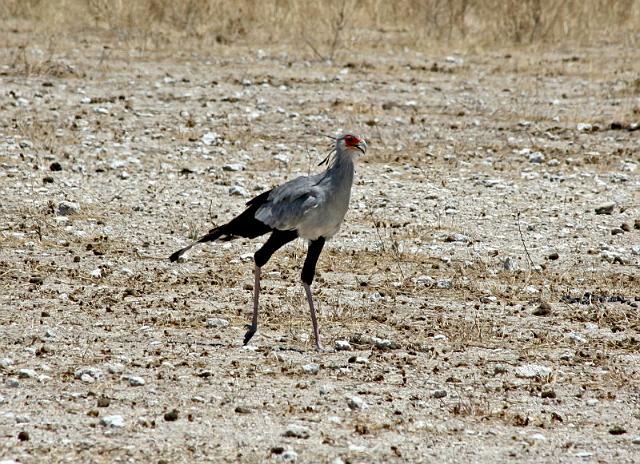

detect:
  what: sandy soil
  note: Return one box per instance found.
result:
[1,34,639,463]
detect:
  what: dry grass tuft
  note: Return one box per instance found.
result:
[0,0,638,52]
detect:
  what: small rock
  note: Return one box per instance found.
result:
[18,369,37,379]
[444,233,470,243]
[347,396,368,410]
[515,364,552,378]
[0,394,5,404]
[372,337,396,349]
[415,275,434,286]
[594,202,615,215]
[74,367,103,382]
[548,252,559,260]
[576,123,593,132]
[319,384,335,395]
[229,185,248,197]
[101,415,125,428]
[502,257,518,271]
[609,425,626,435]
[234,405,253,414]
[541,390,556,399]
[6,379,19,388]
[97,396,110,408]
[586,399,599,406]
[281,450,298,462]
[621,223,631,232]
[123,374,145,386]
[94,107,109,114]
[436,279,452,289]
[611,228,623,236]
[529,433,546,441]
[302,363,319,374]
[528,151,545,163]
[283,424,310,439]
[432,390,447,399]
[533,302,552,316]
[57,201,80,216]
[201,132,220,145]
[222,163,245,172]
[206,317,229,328]
[105,363,124,374]
[631,435,640,444]
[0,358,14,368]
[49,161,62,171]
[80,373,95,383]
[574,451,593,458]
[90,268,102,279]
[335,340,351,351]
[17,431,29,441]
[164,409,179,421]
[19,139,33,149]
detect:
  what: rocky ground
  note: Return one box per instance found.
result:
[0,32,639,463]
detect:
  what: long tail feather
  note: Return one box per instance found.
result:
[168,227,224,262]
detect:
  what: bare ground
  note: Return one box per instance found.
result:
[1,34,639,463]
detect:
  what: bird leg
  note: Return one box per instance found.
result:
[245,230,298,346]
[301,238,326,351]
[243,264,260,345]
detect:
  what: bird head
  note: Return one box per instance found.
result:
[338,134,367,155]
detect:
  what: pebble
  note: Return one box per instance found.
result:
[105,363,124,374]
[445,233,470,243]
[548,252,559,260]
[586,399,599,406]
[164,409,179,421]
[432,390,447,399]
[0,394,5,404]
[319,384,335,395]
[74,367,103,382]
[283,424,311,439]
[206,318,229,328]
[57,201,80,216]
[281,450,298,462]
[594,202,615,215]
[631,436,640,444]
[574,451,593,458]
[90,268,102,279]
[528,151,545,163]
[17,431,29,441]
[302,363,320,374]
[502,257,518,271]
[222,163,245,172]
[576,123,593,132]
[18,369,37,379]
[229,185,248,197]
[515,364,552,378]
[100,415,125,428]
[533,302,552,316]
[201,132,220,145]
[6,379,19,388]
[347,395,368,410]
[19,140,33,149]
[372,337,396,349]
[123,374,145,386]
[609,425,626,435]
[415,275,434,286]
[436,279,452,289]
[0,358,14,368]
[335,340,351,351]
[94,107,109,114]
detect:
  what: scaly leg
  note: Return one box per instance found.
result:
[301,237,326,351]
[244,229,298,346]
[243,264,261,345]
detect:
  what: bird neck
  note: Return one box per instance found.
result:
[326,148,355,185]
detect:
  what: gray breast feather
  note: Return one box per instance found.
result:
[254,174,324,231]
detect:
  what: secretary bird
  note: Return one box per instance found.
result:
[169,133,367,350]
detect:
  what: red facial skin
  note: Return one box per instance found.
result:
[343,134,362,148]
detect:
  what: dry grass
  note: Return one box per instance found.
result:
[1,0,638,53]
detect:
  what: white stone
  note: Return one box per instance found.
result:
[57,201,80,216]
[101,415,125,428]
[229,185,248,197]
[206,318,229,328]
[74,366,103,381]
[347,395,368,410]
[123,374,145,386]
[335,340,351,351]
[302,363,320,374]
[515,364,552,378]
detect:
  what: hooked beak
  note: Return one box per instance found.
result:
[355,140,367,154]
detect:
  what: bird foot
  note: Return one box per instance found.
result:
[243,324,257,346]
